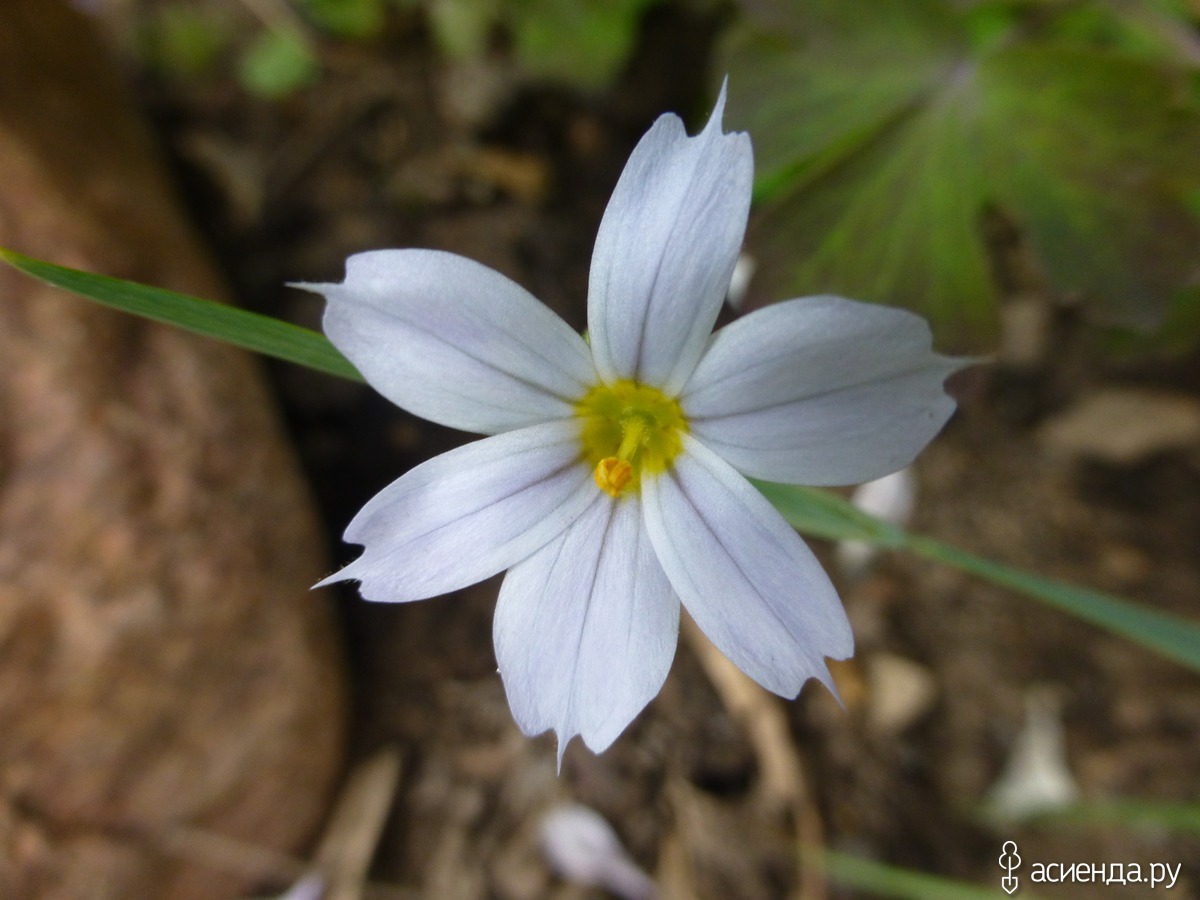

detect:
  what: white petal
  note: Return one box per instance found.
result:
[495,493,679,759]
[302,249,595,435]
[587,83,754,394]
[682,296,963,485]
[321,421,595,602]
[726,253,757,312]
[836,467,918,575]
[987,691,1080,820]
[642,435,852,698]
[540,804,657,900]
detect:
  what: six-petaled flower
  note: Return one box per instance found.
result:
[301,84,962,761]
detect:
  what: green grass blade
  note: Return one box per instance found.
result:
[752,480,905,544]
[0,248,362,382]
[1031,800,1200,834]
[6,249,1198,674]
[804,846,1047,899]
[763,482,1200,673]
[907,534,1200,672]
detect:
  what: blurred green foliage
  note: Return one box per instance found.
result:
[302,0,388,38]
[426,0,660,87]
[138,4,231,78]
[126,1,1200,343]
[137,0,394,98]
[721,0,1200,347]
[137,0,659,97]
[238,28,320,97]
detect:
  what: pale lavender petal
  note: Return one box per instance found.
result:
[837,467,918,575]
[540,804,657,900]
[301,249,595,435]
[587,83,754,395]
[320,421,595,602]
[682,296,962,485]
[642,435,852,698]
[495,493,679,759]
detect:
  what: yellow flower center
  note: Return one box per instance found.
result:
[575,379,688,497]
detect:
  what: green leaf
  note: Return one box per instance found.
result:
[426,0,499,60]
[6,248,1196,676]
[744,92,998,339]
[725,0,967,194]
[1100,286,1200,356]
[907,533,1200,672]
[0,249,361,382]
[976,45,1200,328]
[140,4,230,79]
[429,0,654,87]
[763,481,1200,673]
[508,0,658,88]
[804,802,1199,896]
[238,28,320,98]
[1033,1,1200,63]
[722,0,1200,345]
[751,481,905,544]
[1030,799,1200,834]
[302,0,386,38]
[723,0,997,341]
[803,846,1050,899]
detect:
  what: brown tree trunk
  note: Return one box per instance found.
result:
[0,2,346,897]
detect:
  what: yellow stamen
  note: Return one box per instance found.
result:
[575,379,688,498]
[594,457,633,497]
[616,418,646,462]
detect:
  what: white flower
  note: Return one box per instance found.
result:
[302,85,961,760]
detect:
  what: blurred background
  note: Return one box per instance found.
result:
[1,0,1198,897]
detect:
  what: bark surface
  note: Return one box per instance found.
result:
[0,2,346,897]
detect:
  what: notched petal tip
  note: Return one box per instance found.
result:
[643,436,853,699]
[705,76,732,135]
[555,734,572,773]
[334,422,596,604]
[815,657,850,708]
[316,249,594,434]
[586,80,754,393]
[495,497,679,766]
[285,280,328,294]
[683,296,970,486]
[312,559,362,591]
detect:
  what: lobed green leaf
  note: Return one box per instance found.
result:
[976,45,1200,329]
[722,0,1200,344]
[744,92,998,339]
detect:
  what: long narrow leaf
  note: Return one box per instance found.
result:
[803,846,1047,900]
[763,481,1200,673]
[6,249,1196,675]
[906,534,1200,672]
[1031,800,1200,835]
[753,480,906,544]
[0,248,362,382]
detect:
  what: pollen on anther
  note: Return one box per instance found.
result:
[594,457,633,497]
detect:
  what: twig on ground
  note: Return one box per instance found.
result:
[314,746,404,900]
[682,614,828,900]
